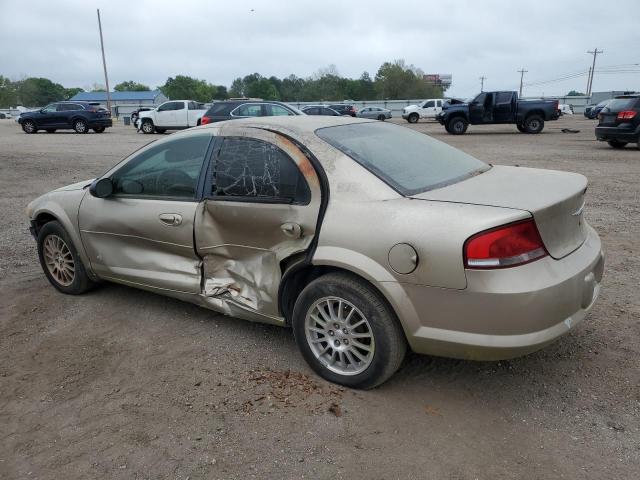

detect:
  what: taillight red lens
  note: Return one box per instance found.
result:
[464,219,547,269]
[617,110,637,120]
[201,115,211,125]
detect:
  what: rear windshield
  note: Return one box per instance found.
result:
[206,103,233,115]
[316,122,489,195]
[604,98,638,112]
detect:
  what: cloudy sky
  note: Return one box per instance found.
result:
[1,0,638,98]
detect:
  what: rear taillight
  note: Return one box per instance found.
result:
[617,111,637,120]
[464,219,547,269]
[201,115,211,125]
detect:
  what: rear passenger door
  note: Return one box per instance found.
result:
[194,127,322,318]
[493,92,515,123]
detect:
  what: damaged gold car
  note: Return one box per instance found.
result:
[27,116,604,388]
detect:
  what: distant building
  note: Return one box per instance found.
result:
[69,90,167,107]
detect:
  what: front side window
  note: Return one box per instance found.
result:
[157,102,177,112]
[42,104,57,113]
[316,122,489,195]
[424,101,435,108]
[111,133,212,199]
[211,137,310,204]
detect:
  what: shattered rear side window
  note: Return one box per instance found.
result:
[212,137,311,204]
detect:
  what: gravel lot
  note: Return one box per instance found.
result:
[1,116,638,479]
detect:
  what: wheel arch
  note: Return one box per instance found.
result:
[524,109,544,120]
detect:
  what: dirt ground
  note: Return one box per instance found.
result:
[0,115,638,480]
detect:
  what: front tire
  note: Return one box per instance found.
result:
[607,140,627,149]
[292,272,407,389]
[447,116,468,135]
[141,120,155,134]
[377,114,386,121]
[523,115,544,134]
[37,221,96,295]
[516,123,526,133]
[73,119,88,134]
[407,113,419,123]
[22,120,37,134]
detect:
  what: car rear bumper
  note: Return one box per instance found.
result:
[89,118,113,128]
[595,125,639,142]
[383,224,604,360]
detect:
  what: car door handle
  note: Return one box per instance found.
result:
[280,222,302,238]
[159,213,182,226]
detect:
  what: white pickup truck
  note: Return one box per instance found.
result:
[137,100,207,134]
[401,99,444,123]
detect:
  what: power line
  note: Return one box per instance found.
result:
[479,76,486,92]
[517,68,528,96]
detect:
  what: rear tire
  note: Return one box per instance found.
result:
[407,113,419,124]
[523,115,544,134]
[22,120,37,134]
[516,124,526,133]
[73,119,88,134]
[607,140,627,149]
[447,116,468,135]
[93,127,105,133]
[292,272,407,389]
[37,221,96,295]
[141,120,155,134]
[377,114,386,121]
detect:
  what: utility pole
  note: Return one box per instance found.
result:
[586,47,603,96]
[517,68,528,97]
[479,76,486,92]
[586,66,592,96]
[97,9,112,113]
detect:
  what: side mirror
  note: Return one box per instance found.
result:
[89,177,114,198]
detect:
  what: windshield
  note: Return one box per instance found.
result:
[316,122,489,195]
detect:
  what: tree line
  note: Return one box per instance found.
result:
[0,60,446,107]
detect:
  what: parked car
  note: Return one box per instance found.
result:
[356,106,392,120]
[328,104,357,116]
[26,116,603,389]
[559,104,574,115]
[0,112,12,119]
[18,101,112,134]
[436,91,560,134]
[301,105,341,116]
[402,99,444,123]
[585,100,611,120]
[136,100,207,134]
[595,94,640,149]
[130,107,151,126]
[583,105,595,118]
[200,100,301,124]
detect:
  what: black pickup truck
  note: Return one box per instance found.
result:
[436,91,559,135]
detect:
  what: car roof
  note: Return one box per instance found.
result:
[197,114,375,134]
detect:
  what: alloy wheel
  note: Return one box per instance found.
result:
[43,235,75,286]
[304,296,375,376]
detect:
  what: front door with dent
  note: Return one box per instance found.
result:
[78,131,214,293]
[195,127,322,317]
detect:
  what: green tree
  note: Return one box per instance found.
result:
[567,90,586,96]
[91,83,106,92]
[17,77,66,106]
[114,80,150,91]
[0,76,19,107]
[160,75,225,102]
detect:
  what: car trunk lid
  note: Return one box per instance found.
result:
[412,165,588,259]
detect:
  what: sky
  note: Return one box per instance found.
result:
[1,0,639,98]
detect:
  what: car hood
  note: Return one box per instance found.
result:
[138,110,154,118]
[404,105,419,111]
[54,179,95,192]
[411,165,588,259]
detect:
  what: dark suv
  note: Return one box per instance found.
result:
[595,95,640,149]
[200,100,301,124]
[18,101,112,134]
